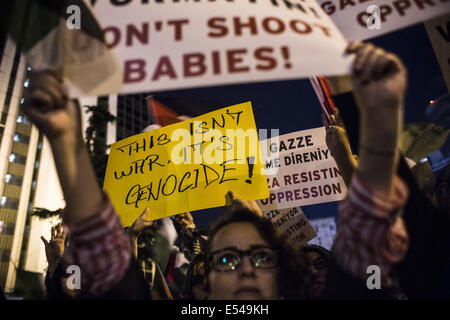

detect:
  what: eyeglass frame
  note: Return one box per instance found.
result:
[208,245,280,272]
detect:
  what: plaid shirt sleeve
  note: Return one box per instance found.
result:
[61,194,131,296]
[333,173,409,285]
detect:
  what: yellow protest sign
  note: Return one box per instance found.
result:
[103,101,269,226]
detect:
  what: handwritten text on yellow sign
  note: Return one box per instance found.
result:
[103,101,269,226]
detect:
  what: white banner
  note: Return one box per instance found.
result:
[258,126,347,211]
[425,13,450,92]
[264,206,317,248]
[86,0,352,95]
[317,0,450,41]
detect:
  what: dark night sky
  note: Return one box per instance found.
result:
[150,23,448,231]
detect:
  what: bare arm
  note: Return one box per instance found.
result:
[23,72,102,225]
[346,42,407,195]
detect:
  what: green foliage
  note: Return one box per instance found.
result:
[84,101,116,187]
[31,207,63,220]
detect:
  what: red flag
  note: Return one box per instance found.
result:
[146,96,190,127]
[309,76,336,124]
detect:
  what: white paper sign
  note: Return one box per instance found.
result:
[86,0,352,95]
[317,0,450,41]
[264,206,317,248]
[258,127,347,211]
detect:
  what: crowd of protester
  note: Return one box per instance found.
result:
[2,41,448,300]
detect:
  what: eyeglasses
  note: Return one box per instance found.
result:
[311,257,327,270]
[209,246,279,272]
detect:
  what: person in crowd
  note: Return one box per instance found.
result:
[25,72,150,299]
[300,244,330,299]
[171,212,207,262]
[185,253,208,300]
[320,41,410,299]
[204,208,309,300]
[41,223,77,300]
[326,43,450,299]
[27,40,412,300]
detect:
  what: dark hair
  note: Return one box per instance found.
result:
[435,163,450,217]
[185,253,207,300]
[300,244,331,261]
[204,209,310,299]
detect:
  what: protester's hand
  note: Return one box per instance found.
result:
[22,71,83,146]
[325,108,352,160]
[227,191,263,217]
[41,223,67,272]
[129,208,154,237]
[346,42,407,112]
[172,212,196,230]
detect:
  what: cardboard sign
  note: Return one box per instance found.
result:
[257,127,347,211]
[83,0,352,95]
[425,13,450,92]
[317,0,450,41]
[264,206,317,248]
[103,101,269,226]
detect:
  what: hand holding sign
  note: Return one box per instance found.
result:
[129,208,154,237]
[227,190,263,217]
[346,41,407,112]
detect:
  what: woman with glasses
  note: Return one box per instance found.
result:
[204,209,310,300]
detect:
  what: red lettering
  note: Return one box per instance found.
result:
[104,26,121,49]
[262,17,285,34]
[380,5,393,22]
[208,17,228,38]
[255,47,277,71]
[151,56,177,81]
[124,59,146,83]
[126,23,149,47]
[290,20,312,34]
[393,0,412,15]
[183,53,207,77]
[233,16,258,36]
[167,19,189,41]
[212,51,221,75]
[227,49,250,73]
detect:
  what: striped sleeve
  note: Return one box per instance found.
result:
[61,194,131,296]
[333,174,409,285]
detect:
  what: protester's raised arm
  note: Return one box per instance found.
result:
[346,42,406,195]
[23,71,135,297]
[23,71,102,224]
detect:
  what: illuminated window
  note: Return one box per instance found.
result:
[13,132,30,144]
[5,173,23,186]
[0,197,19,209]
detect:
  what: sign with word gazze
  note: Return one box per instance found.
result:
[257,127,347,211]
[425,13,450,92]
[84,0,352,96]
[103,101,269,226]
[264,207,317,248]
[317,0,450,41]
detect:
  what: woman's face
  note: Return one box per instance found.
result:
[207,222,280,300]
[304,250,328,298]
